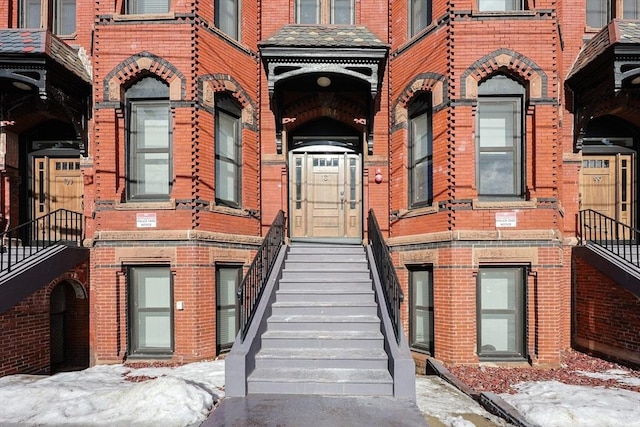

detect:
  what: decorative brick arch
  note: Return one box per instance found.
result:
[103,51,186,102]
[199,74,257,129]
[46,273,88,300]
[461,48,547,100]
[392,72,448,129]
[282,92,367,134]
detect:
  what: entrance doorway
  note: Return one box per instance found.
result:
[32,156,83,241]
[580,152,635,238]
[290,151,362,239]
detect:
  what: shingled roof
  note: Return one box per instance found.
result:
[0,29,91,83]
[567,20,640,82]
[259,25,387,49]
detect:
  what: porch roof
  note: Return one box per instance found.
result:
[259,25,387,49]
[566,20,640,90]
[0,29,91,84]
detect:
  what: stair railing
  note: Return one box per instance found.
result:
[0,209,84,273]
[579,209,640,268]
[367,209,404,344]
[237,210,286,340]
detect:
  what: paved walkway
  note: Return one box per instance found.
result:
[202,394,428,427]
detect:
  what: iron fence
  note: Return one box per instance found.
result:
[580,209,640,268]
[0,209,84,273]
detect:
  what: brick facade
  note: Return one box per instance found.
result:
[1,0,638,373]
[573,256,640,368]
[0,262,89,376]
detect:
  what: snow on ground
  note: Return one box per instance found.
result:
[500,369,640,427]
[501,380,640,427]
[0,359,638,427]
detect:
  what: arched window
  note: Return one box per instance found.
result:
[409,94,433,207]
[215,93,242,208]
[126,77,172,201]
[476,74,525,198]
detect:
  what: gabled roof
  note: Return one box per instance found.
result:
[259,25,387,49]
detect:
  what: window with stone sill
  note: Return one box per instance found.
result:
[126,77,172,201]
[477,266,526,360]
[20,0,76,35]
[128,266,174,356]
[409,94,433,208]
[215,0,240,40]
[215,94,242,208]
[296,0,354,24]
[476,74,525,199]
[587,0,640,29]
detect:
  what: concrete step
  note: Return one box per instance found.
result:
[271,301,378,316]
[284,260,370,271]
[261,329,383,349]
[254,347,389,369]
[247,367,394,395]
[280,270,371,281]
[287,244,365,253]
[285,253,367,263]
[266,314,381,332]
[277,280,373,292]
[275,289,375,303]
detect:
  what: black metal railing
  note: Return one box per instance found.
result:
[237,210,286,340]
[0,209,84,274]
[580,209,640,268]
[368,209,404,344]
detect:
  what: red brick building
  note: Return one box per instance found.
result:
[1,0,639,377]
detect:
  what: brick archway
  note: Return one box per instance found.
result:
[282,92,367,134]
[461,48,547,100]
[199,74,257,128]
[392,72,448,129]
[103,51,186,102]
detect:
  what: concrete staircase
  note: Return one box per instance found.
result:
[246,242,393,395]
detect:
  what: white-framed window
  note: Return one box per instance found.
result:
[128,266,173,356]
[20,0,76,35]
[126,77,172,201]
[409,94,433,207]
[215,94,242,208]
[296,0,354,24]
[587,0,640,28]
[476,75,525,198]
[215,0,240,40]
[216,265,241,353]
[477,266,526,359]
[410,0,431,37]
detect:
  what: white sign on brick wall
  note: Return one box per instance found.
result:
[136,213,157,228]
[495,211,517,227]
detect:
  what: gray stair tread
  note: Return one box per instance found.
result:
[276,289,374,295]
[273,301,377,307]
[248,368,393,383]
[255,347,388,360]
[268,314,379,323]
[278,277,372,283]
[262,330,382,339]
